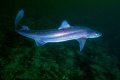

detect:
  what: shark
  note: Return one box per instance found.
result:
[15,10,102,51]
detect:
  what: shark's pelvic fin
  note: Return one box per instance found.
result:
[77,38,86,51]
[58,20,70,30]
[35,40,46,46]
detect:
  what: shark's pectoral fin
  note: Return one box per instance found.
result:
[35,40,46,46]
[77,38,86,51]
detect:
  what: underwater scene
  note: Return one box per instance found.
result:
[0,0,120,80]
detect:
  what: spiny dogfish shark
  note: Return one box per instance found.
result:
[15,10,102,51]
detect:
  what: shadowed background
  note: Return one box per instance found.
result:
[0,0,120,80]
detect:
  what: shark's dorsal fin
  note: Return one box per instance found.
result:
[58,20,70,30]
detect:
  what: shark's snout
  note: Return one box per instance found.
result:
[96,32,102,37]
[87,31,102,38]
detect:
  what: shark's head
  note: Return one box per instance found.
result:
[87,31,102,38]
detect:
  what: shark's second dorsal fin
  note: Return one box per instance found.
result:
[58,20,70,30]
[20,26,30,31]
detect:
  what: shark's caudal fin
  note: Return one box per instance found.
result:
[15,10,24,31]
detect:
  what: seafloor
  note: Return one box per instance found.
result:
[0,0,120,80]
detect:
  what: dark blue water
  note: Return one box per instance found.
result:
[0,0,120,80]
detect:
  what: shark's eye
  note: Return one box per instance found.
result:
[95,33,98,35]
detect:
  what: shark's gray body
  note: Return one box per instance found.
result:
[15,10,102,51]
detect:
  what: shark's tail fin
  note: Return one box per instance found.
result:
[15,10,24,31]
